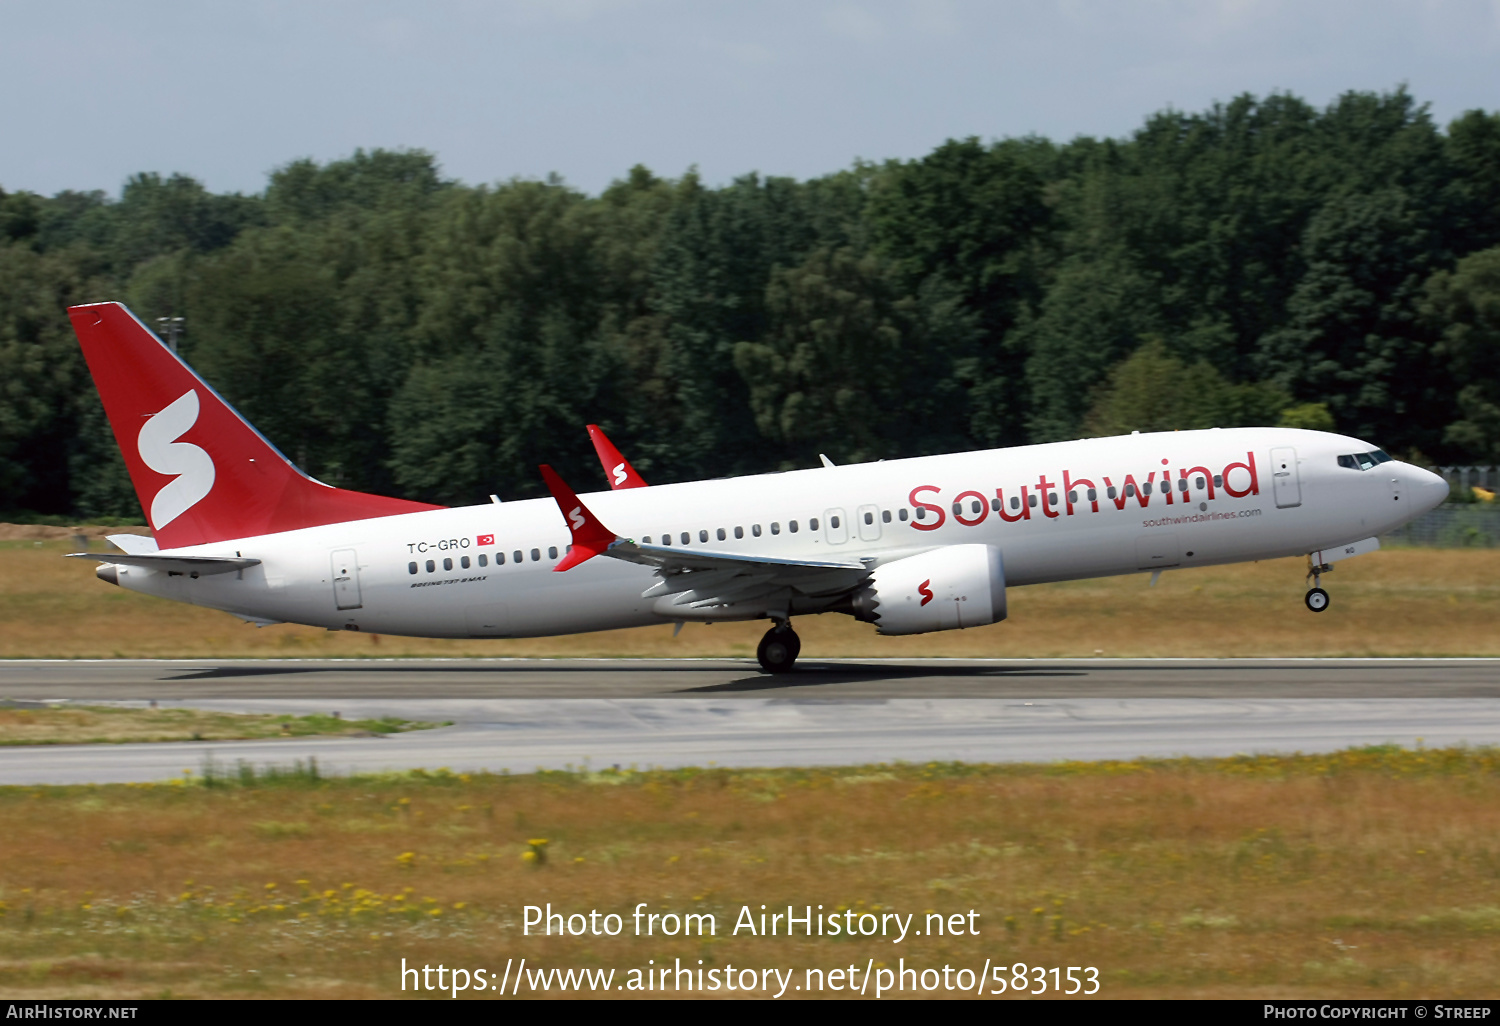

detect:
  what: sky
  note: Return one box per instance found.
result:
[2,0,1498,198]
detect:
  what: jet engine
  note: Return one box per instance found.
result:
[848,544,1006,635]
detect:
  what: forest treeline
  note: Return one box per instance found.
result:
[3,88,1500,518]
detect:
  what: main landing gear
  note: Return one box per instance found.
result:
[1305,556,1333,613]
[757,621,801,674]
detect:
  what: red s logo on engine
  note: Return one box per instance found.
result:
[918,579,934,606]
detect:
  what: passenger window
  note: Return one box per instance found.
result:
[1195,477,1205,489]
[881,510,891,523]
[916,508,926,520]
[810,518,819,531]
[989,498,999,512]
[968,500,979,515]
[1125,485,1136,497]
[717,528,726,541]
[426,560,435,573]
[1107,487,1117,499]
[513,551,523,564]
[752,524,762,537]
[952,503,962,515]
[1010,496,1019,510]
[1068,490,1077,503]
[461,555,471,569]
[1213,475,1222,488]
[642,536,652,545]
[531,549,541,562]
[408,562,418,575]
[478,554,487,567]
[830,516,839,529]
[790,520,800,533]
[699,530,709,543]
[1177,479,1187,491]
[661,535,671,546]
[548,546,558,559]
[898,509,908,521]
[735,526,744,539]
[1028,494,1038,508]
[1048,493,1058,505]
[443,557,453,571]
[1087,488,1097,501]
[681,532,690,545]
[771,523,781,535]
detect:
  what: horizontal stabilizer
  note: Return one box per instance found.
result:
[107,533,159,555]
[67,552,260,576]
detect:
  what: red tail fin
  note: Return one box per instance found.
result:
[68,303,442,548]
[586,424,648,489]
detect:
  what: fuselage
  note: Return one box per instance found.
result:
[104,427,1449,640]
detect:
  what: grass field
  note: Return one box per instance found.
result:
[0,704,440,745]
[3,749,1499,999]
[3,538,1498,659]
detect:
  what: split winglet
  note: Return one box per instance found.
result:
[538,464,620,571]
[586,424,648,489]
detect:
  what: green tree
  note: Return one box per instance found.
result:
[1425,246,1500,461]
[1084,340,1292,436]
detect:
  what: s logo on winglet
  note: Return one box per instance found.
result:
[137,389,215,530]
[612,462,628,487]
[918,579,934,607]
[568,506,586,531]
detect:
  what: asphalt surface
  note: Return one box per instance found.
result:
[1,658,1497,784]
[4,656,1500,698]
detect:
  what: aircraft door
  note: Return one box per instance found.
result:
[331,549,362,610]
[1270,447,1302,508]
[824,508,848,544]
[856,504,882,542]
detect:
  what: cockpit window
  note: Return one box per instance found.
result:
[1338,450,1394,471]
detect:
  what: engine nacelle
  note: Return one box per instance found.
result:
[849,544,1006,635]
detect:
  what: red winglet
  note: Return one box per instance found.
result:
[586,424,648,489]
[539,464,618,571]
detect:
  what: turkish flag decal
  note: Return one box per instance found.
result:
[476,534,495,546]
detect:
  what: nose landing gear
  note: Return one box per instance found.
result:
[756,621,801,673]
[1305,555,1333,613]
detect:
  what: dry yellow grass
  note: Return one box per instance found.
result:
[0,705,439,745]
[3,539,1498,658]
[2,750,1499,999]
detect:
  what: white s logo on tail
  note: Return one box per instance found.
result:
[137,390,216,529]
[569,506,586,531]
[612,462,628,487]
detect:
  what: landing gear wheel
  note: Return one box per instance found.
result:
[1305,587,1330,613]
[756,623,801,674]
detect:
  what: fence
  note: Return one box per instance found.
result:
[1377,467,1498,547]
[1433,466,1498,491]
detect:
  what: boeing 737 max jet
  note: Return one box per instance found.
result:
[67,303,1449,672]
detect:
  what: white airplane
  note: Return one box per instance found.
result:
[67,302,1449,673]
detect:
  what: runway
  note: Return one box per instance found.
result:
[6,656,1500,698]
[1,658,1497,784]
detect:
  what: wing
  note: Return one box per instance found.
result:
[604,540,870,611]
[536,465,870,612]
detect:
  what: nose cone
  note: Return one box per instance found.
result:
[1411,466,1450,514]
